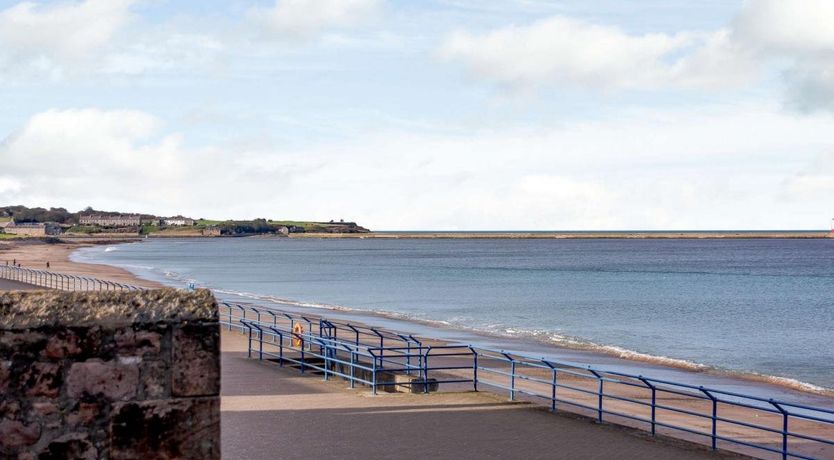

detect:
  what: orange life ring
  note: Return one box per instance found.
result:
[292,323,304,347]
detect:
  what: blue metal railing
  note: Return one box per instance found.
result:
[223,302,834,460]
[0,265,143,291]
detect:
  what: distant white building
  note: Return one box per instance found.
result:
[163,217,195,226]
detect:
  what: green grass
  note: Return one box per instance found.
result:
[139,224,161,235]
[65,225,102,234]
[0,233,23,239]
[269,220,329,231]
[196,219,223,226]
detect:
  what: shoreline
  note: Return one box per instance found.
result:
[215,287,834,402]
[6,239,833,407]
[290,231,834,239]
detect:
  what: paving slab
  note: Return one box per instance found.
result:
[220,331,744,460]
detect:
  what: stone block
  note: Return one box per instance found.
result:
[171,323,219,397]
[0,360,10,394]
[0,331,47,359]
[0,419,41,451]
[140,360,168,399]
[22,362,61,398]
[110,398,220,460]
[43,329,82,359]
[66,402,102,427]
[67,360,139,401]
[37,433,98,460]
[115,328,164,357]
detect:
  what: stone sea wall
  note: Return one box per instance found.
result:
[0,289,220,459]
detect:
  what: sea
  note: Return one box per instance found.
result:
[72,237,834,403]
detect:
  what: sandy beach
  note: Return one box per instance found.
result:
[0,240,162,289]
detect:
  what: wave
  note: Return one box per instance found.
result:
[66,248,834,398]
[204,286,834,396]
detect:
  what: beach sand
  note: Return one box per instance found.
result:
[0,240,163,289]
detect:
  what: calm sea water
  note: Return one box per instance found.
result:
[74,237,834,390]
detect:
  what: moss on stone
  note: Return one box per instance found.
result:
[0,289,217,329]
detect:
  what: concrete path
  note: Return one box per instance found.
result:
[0,279,42,291]
[220,331,743,460]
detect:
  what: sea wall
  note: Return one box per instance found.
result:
[0,289,220,459]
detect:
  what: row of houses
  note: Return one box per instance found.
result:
[79,214,195,227]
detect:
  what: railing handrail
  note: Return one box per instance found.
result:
[0,265,144,292]
[221,301,834,460]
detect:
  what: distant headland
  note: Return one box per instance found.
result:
[0,205,370,239]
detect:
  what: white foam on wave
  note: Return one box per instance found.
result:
[209,288,834,396]
[66,247,834,398]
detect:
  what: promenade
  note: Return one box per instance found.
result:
[0,278,40,290]
[219,331,742,460]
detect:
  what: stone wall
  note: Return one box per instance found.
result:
[0,289,220,459]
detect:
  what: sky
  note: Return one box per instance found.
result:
[1,0,833,230]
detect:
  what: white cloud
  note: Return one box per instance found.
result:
[783,151,834,198]
[438,16,759,92]
[5,104,830,230]
[0,0,138,77]
[249,0,382,41]
[439,16,694,91]
[439,0,834,110]
[732,0,834,53]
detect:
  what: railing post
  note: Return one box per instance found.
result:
[258,327,264,360]
[299,339,305,374]
[699,387,718,451]
[589,369,603,423]
[470,347,478,392]
[770,400,789,460]
[277,331,284,366]
[246,324,253,359]
[424,347,432,394]
[349,348,356,389]
[639,377,657,436]
[501,353,515,401]
[372,354,378,395]
[543,360,557,412]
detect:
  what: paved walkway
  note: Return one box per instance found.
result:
[0,279,42,291]
[220,331,743,460]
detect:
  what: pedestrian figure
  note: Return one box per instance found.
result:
[46,261,50,269]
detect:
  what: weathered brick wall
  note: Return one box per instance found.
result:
[0,289,220,459]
